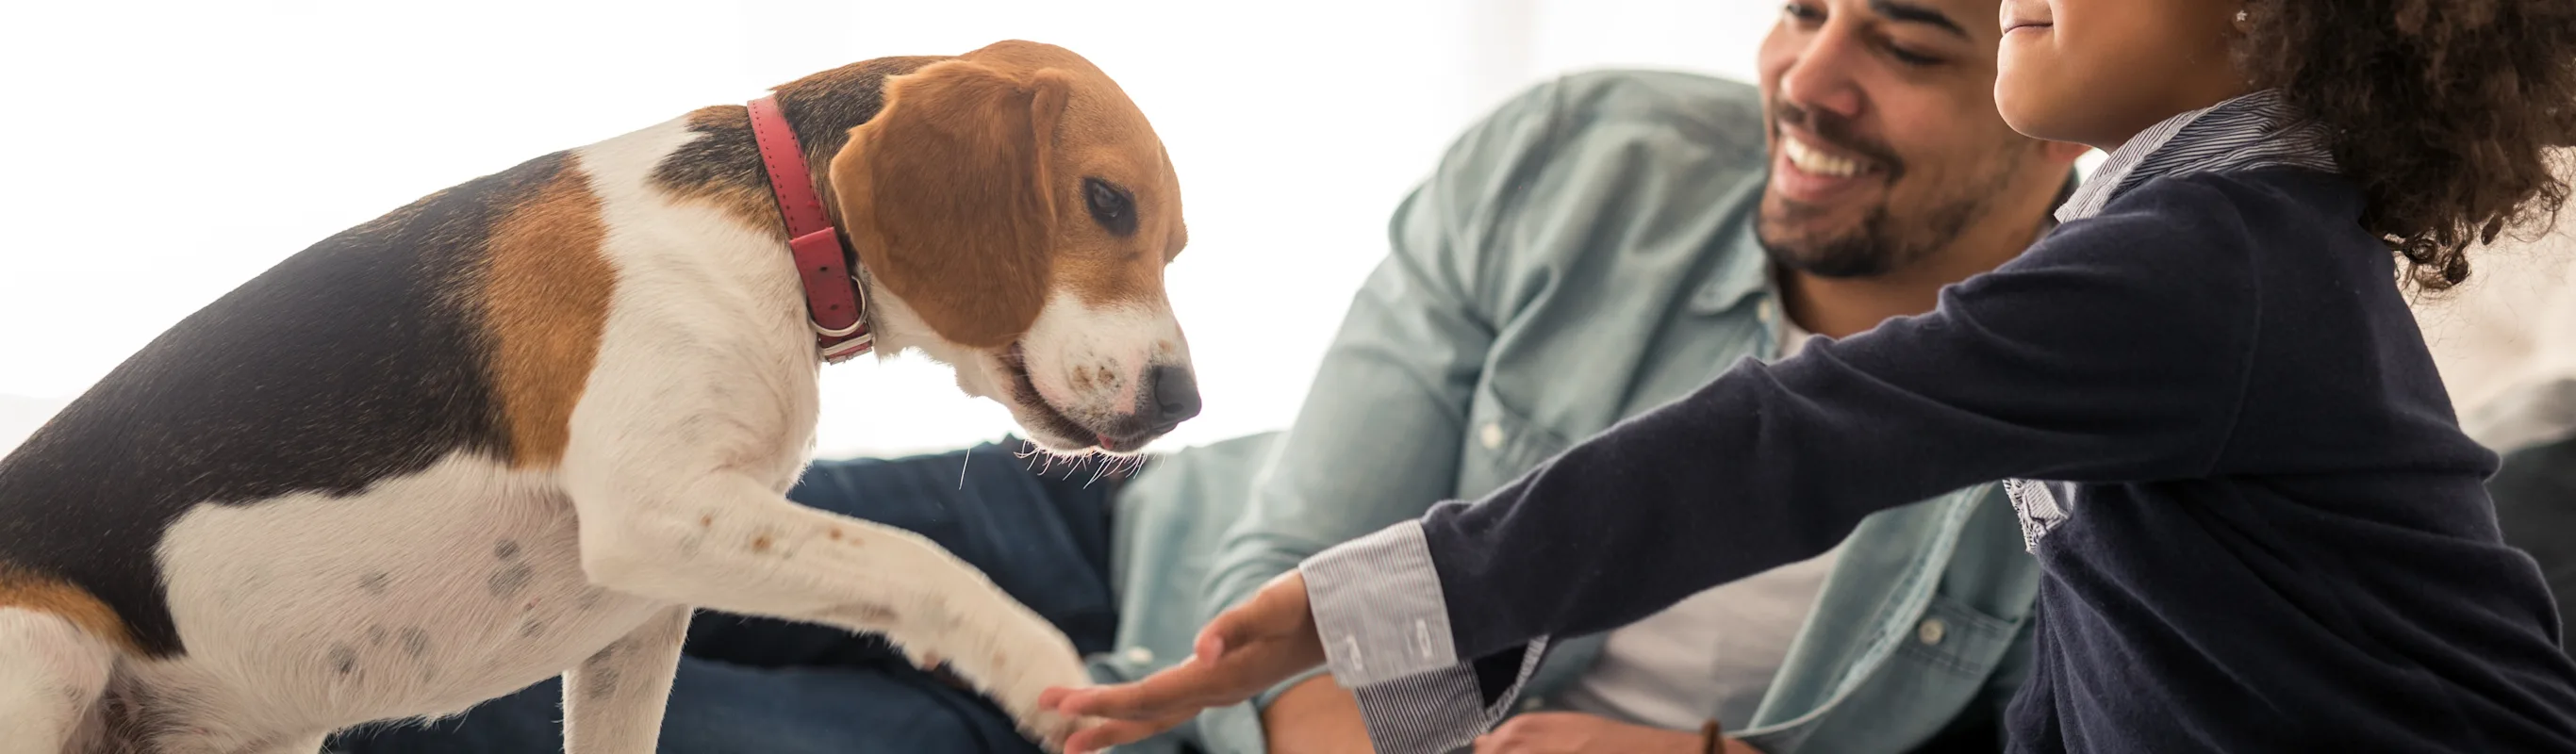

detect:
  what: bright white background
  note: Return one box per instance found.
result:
[1,1,2554,460]
[0,0,1797,457]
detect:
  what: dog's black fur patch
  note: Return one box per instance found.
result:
[651,57,939,223]
[0,152,573,657]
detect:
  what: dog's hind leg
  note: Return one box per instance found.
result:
[0,608,115,754]
[561,605,688,754]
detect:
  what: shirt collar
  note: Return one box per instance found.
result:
[1693,217,1775,314]
[2056,89,2337,223]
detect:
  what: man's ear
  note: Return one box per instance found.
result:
[830,60,1072,349]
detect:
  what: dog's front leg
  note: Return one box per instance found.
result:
[565,470,1091,751]
[562,605,689,754]
[557,333,1095,750]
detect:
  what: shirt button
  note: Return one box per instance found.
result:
[1122,647,1154,664]
[1757,298,1778,324]
[1479,422,1507,451]
[1917,617,1947,647]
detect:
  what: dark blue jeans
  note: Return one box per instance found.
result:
[328,440,1126,753]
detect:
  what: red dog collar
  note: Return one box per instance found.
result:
[748,94,872,363]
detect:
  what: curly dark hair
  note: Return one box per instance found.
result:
[2236,0,2576,290]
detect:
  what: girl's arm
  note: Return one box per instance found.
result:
[1308,176,2265,722]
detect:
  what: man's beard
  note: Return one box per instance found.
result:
[1757,192,1984,279]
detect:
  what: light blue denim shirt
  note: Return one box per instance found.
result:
[1087,70,2042,754]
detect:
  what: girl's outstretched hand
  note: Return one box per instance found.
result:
[1039,571,1329,753]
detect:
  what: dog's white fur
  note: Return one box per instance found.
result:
[0,105,1181,751]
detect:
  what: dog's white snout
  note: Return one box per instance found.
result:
[1015,294,1197,451]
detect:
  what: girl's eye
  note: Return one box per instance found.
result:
[1782,2,1825,25]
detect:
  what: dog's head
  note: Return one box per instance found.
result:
[825,41,1195,454]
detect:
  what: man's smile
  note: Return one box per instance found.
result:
[1772,126,1890,205]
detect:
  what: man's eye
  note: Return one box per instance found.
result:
[1888,45,1942,67]
[1084,177,1137,237]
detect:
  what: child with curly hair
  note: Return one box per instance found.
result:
[1046,1,2576,751]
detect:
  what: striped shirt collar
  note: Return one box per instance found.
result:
[2056,89,2337,223]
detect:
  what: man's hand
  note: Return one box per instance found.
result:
[1041,571,1329,753]
[1473,713,1769,754]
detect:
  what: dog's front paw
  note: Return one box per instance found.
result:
[935,610,1097,752]
[1018,703,1091,754]
[905,590,1110,750]
[990,634,1097,752]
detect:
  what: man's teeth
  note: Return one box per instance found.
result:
[1784,136,1863,178]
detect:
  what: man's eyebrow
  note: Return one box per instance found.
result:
[1870,0,1971,39]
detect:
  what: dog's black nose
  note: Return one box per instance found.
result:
[1142,364,1202,432]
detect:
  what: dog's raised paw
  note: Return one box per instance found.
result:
[1019,707,1092,754]
[988,633,1098,751]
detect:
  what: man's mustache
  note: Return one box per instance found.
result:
[1773,101,1907,180]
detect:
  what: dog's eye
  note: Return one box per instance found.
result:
[1083,177,1137,237]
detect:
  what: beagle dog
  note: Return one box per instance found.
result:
[0,40,1193,752]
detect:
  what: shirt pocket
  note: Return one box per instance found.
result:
[1891,592,2020,681]
[1741,593,2023,754]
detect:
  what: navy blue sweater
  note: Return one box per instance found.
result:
[1421,168,2576,751]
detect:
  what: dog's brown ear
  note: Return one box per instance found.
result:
[831,60,1072,349]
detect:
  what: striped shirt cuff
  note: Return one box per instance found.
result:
[1302,521,1555,752]
[1300,519,1457,687]
[1347,637,1552,753]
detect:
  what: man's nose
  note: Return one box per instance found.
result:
[1137,364,1202,434]
[1779,31,1868,121]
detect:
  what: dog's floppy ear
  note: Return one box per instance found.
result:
[832,59,1073,349]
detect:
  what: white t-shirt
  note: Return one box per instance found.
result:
[1554,313,1841,731]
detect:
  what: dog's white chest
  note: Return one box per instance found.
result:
[138,452,669,729]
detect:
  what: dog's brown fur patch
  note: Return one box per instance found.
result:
[0,565,140,654]
[481,156,614,469]
[829,57,1068,349]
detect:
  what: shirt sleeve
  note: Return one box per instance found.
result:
[1299,174,2268,726]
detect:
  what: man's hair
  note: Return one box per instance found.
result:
[2237,0,2576,290]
